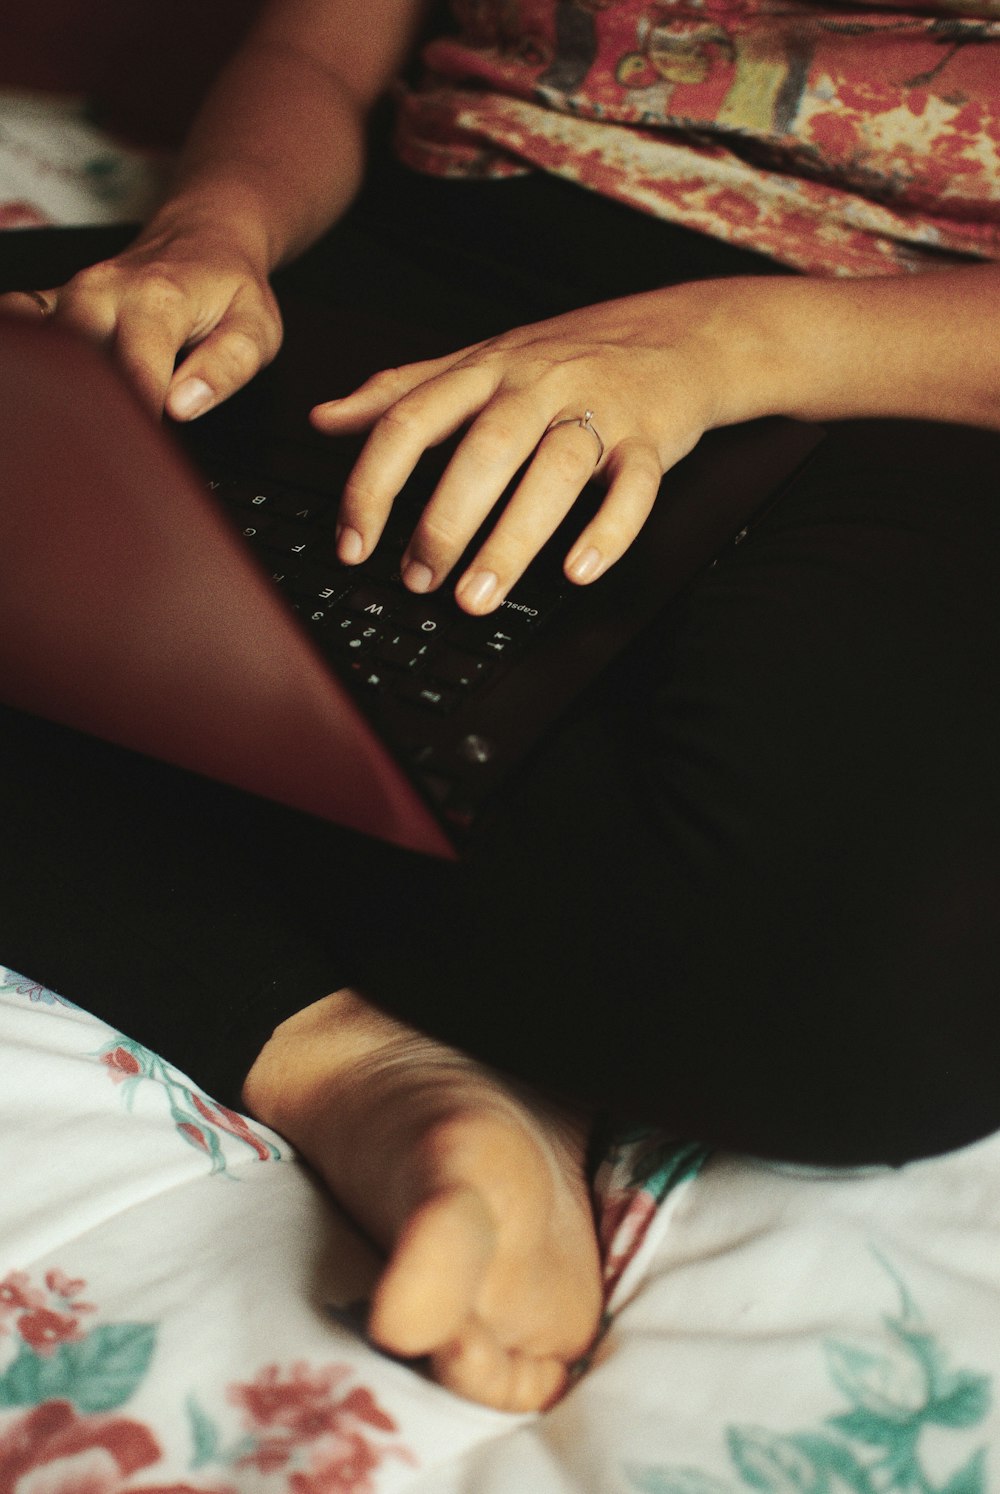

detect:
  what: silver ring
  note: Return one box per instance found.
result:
[24,290,54,317]
[546,408,605,468]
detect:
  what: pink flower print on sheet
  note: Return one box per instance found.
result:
[96,1037,282,1174]
[0,1274,45,1316]
[190,1093,277,1164]
[0,1399,161,1494]
[17,1307,86,1358]
[0,1270,96,1357]
[100,1046,144,1085]
[187,1362,416,1492]
[0,202,51,230]
[0,1398,237,1494]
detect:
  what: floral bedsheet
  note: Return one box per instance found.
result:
[0,965,998,1494]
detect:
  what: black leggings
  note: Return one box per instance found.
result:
[3,161,1000,1165]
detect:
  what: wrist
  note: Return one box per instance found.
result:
[139,182,276,276]
[691,266,1000,434]
[663,276,817,431]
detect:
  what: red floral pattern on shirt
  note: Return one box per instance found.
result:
[397,0,1000,273]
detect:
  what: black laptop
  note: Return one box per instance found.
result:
[0,294,821,857]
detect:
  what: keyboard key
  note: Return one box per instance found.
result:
[396,678,459,713]
[344,583,397,622]
[375,633,428,670]
[239,515,276,541]
[498,591,561,628]
[346,661,390,691]
[449,619,519,658]
[216,480,277,512]
[395,598,450,637]
[263,522,319,557]
[427,647,491,689]
[285,559,351,604]
[272,491,333,523]
[266,562,301,589]
[318,612,385,654]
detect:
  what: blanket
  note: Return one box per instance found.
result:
[0,965,997,1493]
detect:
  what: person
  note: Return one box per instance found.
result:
[2,0,1000,1413]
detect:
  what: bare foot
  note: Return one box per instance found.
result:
[242,988,603,1412]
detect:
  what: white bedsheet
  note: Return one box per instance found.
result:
[0,966,997,1493]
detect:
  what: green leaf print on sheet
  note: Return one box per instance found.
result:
[0,1324,157,1414]
[627,1254,992,1494]
[0,1271,155,1414]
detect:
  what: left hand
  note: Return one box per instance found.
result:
[310,283,758,613]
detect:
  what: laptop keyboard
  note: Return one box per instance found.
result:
[210,474,566,724]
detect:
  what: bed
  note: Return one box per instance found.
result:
[1,964,997,1493]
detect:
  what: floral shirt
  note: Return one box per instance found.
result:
[395,0,1000,274]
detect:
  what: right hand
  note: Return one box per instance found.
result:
[0,220,283,420]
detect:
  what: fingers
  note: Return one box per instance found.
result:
[93,274,282,419]
[0,288,58,320]
[317,357,505,566]
[164,288,283,420]
[324,372,671,613]
[447,411,607,612]
[4,254,282,419]
[563,441,665,585]
[317,359,608,600]
[311,343,485,433]
[310,314,715,613]
[106,282,207,414]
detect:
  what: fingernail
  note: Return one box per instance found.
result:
[458,569,498,611]
[168,376,214,420]
[567,546,604,583]
[403,559,434,593]
[336,525,364,563]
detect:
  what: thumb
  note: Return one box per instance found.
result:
[165,297,283,421]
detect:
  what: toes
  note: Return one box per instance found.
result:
[432,1324,571,1412]
[367,1184,496,1357]
[365,1177,587,1412]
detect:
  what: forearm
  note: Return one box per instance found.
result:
[707,263,1000,434]
[155,44,368,271]
[139,0,429,273]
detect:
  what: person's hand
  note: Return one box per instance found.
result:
[310,282,764,614]
[0,219,282,420]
